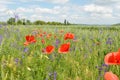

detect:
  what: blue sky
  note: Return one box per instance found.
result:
[0,0,120,24]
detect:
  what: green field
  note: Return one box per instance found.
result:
[0,25,120,80]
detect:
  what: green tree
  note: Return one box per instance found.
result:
[26,20,31,25]
[7,17,15,25]
[17,20,22,25]
[33,20,46,25]
[22,18,26,25]
[67,21,70,25]
[47,22,51,25]
[64,19,67,25]
[46,21,62,25]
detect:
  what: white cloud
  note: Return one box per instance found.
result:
[16,7,33,13]
[0,0,15,19]
[43,0,69,4]
[83,4,115,19]
[30,14,56,22]
[19,0,69,4]
[0,4,7,12]
[84,4,112,14]
[30,15,42,20]
[0,0,14,4]
[14,6,70,16]
[90,13,113,18]
[34,7,53,14]
[93,0,120,5]
[0,4,10,19]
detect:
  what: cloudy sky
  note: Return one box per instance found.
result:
[0,0,120,24]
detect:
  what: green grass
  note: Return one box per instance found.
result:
[0,25,120,80]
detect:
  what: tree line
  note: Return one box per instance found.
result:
[0,17,71,25]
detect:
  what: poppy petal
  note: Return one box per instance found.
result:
[64,33,74,40]
[24,41,29,46]
[25,35,36,44]
[104,72,119,80]
[104,52,116,65]
[104,51,120,65]
[26,35,30,42]
[58,42,70,54]
[45,45,54,54]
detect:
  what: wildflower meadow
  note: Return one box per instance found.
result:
[0,25,120,80]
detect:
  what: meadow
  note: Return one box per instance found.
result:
[0,25,120,80]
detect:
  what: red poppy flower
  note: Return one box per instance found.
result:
[24,35,36,46]
[104,71,119,80]
[64,33,74,40]
[104,49,120,65]
[41,39,45,44]
[46,34,52,39]
[39,34,43,37]
[45,45,54,54]
[43,32,46,35]
[59,30,64,33]
[54,35,57,39]
[58,42,70,54]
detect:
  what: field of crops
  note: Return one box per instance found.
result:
[0,25,120,80]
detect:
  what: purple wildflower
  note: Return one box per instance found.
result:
[106,37,113,45]
[23,47,29,53]
[55,39,60,45]
[14,58,19,65]
[96,63,109,80]
[98,67,103,71]
[102,63,108,67]
[47,71,57,80]
[54,72,57,80]
[0,25,2,28]
[0,35,3,45]
[55,39,60,48]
